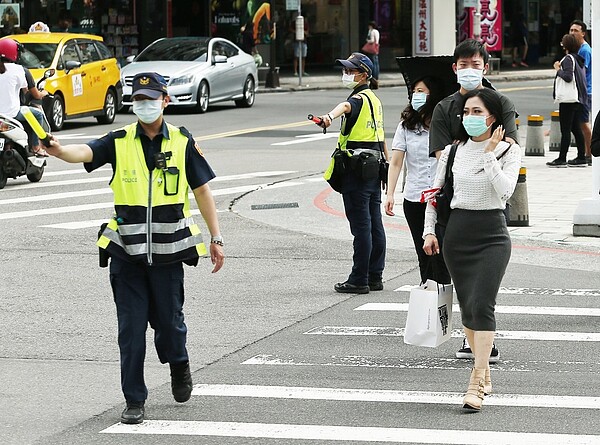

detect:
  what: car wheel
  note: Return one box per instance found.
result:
[49,95,65,131]
[235,76,255,108]
[0,167,7,189]
[96,89,117,124]
[195,81,209,113]
[27,165,44,183]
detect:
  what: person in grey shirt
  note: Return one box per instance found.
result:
[428,39,519,363]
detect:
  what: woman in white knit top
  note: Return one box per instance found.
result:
[423,88,521,412]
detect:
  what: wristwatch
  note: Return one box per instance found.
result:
[210,235,224,246]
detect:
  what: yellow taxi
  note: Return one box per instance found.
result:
[4,31,123,131]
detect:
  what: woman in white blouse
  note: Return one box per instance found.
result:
[423,88,521,412]
[385,76,450,284]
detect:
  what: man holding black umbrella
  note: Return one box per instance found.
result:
[428,39,519,364]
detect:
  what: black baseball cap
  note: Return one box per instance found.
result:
[335,52,373,78]
[131,72,168,99]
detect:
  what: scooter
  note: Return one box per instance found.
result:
[0,72,53,189]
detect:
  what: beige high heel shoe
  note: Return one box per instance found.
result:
[463,368,486,411]
[484,367,492,395]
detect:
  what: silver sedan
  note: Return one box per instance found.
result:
[121,37,258,113]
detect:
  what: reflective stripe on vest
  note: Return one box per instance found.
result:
[337,89,385,152]
[97,122,207,264]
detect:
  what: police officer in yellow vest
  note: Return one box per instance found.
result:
[315,53,388,294]
[46,72,224,425]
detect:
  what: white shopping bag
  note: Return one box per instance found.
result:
[404,279,453,347]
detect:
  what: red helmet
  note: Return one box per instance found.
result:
[0,38,18,62]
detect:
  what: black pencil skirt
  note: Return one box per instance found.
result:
[442,209,511,331]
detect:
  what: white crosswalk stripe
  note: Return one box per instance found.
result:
[355,302,600,316]
[100,420,600,444]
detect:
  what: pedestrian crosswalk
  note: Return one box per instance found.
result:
[0,168,301,223]
[98,282,600,443]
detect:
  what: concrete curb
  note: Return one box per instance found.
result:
[258,70,555,93]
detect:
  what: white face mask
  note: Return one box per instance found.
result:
[132,99,164,124]
[342,72,359,89]
[456,67,483,91]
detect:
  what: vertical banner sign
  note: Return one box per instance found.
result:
[457,0,502,51]
[414,0,431,55]
[479,0,502,51]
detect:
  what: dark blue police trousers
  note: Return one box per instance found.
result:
[109,256,189,403]
[342,177,386,286]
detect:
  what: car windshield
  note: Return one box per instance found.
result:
[136,38,209,62]
[18,43,58,69]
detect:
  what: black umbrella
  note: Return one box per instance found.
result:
[396,55,494,99]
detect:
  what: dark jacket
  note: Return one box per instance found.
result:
[554,52,587,104]
[592,111,600,157]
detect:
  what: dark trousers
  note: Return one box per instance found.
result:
[559,102,585,160]
[403,199,451,284]
[342,178,386,285]
[109,256,189,403]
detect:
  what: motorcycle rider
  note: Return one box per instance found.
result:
[0,38,47,157]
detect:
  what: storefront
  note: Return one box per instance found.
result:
[4,0,589,71]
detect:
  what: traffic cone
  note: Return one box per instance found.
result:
[525,115,544,156]
[549,111,560,152]
[506,167,529,227]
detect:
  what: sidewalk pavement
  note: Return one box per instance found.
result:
[258,67,555,92]
[258,67,600,252]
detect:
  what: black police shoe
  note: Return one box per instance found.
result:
[334,281,370,294]
[121,401,144,424]
[368,280,384,291]
[170,361,193,403]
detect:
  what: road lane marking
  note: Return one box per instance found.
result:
[303,326,600,342]
[242,354,600,373]
[190,383,600,409]
[3,171,298,192]
[0,182,301,215]
[355,303,600,317]
[100,420,599,444]
[195,120,311,141]
[394,285,600,297]
[272,132,339,145]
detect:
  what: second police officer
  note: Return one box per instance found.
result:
[315,53,389,294]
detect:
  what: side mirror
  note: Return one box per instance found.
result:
[64,60,81,73]
[125,55,136,64]
[43,68,56,79]
[213,55,227,64]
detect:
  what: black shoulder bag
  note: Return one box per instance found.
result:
[359,93,389,186]
[435,143,458,228]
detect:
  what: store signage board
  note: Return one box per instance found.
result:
[286,0,299,11]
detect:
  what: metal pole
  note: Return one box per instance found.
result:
[298,2,302,86]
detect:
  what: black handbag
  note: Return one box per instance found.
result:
[435,143,458,227]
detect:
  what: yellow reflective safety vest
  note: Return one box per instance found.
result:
[324,89,384,181]
[97,122,207,265]
[338,89,385,152]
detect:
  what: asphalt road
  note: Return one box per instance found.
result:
[2,80,600,444]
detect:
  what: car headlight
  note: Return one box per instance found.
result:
[169,74,195,86]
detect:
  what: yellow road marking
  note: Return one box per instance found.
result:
[195,120,312,141]
[498,86,553,92]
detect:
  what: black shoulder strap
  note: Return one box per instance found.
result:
[496,143,512,160]
[445,143,458,185]
[359,92,383,151]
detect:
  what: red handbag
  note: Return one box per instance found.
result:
[361,41,379,55]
